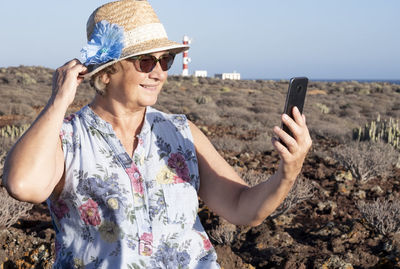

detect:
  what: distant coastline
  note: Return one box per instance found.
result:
[244,78,400,85]
[312,79,400,85]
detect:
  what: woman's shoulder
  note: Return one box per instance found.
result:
[146,106,185,118]
[62,106,88,125]
[60,105,95,137]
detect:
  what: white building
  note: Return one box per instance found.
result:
[214,72,241,80]
[194,70,208,77]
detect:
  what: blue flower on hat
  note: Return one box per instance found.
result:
[81,20,124,66]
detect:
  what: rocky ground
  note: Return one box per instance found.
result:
[1,67,400,268]
[1,134,400,268]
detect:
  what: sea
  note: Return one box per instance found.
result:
[245,78,400,85]
[312,79,400,85]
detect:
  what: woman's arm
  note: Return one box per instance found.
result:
[191,106,312,226]
[2,59,87,203]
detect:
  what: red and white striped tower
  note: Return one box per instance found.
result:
[182,35,191,76]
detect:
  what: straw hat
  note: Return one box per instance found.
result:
[81,0,189,77]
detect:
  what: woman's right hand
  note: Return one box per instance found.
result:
[4,59,87,203]
[51,59,87,107]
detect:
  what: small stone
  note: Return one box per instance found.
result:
[343,171,353,181]
[0,248,7,263]
[353,190,366,199]
[255,242,265,250]
[335,170,353,182]
[371,185,384,195]
[273,214,294,226]
[321,255,354,269]
[317,201,326,211]
[247,160,260,169]
[319,187,331,198]
[337,183,352,196]
[199,125,208,133]
[332,238,346,253]
[317,201,337,214]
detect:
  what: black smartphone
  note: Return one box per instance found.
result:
[280,77,308,145]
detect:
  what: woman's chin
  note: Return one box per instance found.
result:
[137,96,158,107]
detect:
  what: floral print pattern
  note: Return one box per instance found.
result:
[48,105,220,268]
[126,162,145,195]
[79,199,101,226]
[150,241,191,269]
[168,153,190,182]
[139,232,153,256]
[50,199,69,220]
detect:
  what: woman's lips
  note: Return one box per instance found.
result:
[140,84,158,91]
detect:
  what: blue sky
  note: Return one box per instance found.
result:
[1,1,399,80]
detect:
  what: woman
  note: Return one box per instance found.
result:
[3,0,312,268]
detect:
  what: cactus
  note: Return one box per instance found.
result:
[195,95,211,105]
[353,115,400,150]
[315,103,330,114]
[0,124,30,139]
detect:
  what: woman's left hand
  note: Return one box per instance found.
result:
[272,106,312,182]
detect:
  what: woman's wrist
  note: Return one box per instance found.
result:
[47,93,71,116]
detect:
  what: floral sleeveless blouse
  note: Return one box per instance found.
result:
[47,105,220,269]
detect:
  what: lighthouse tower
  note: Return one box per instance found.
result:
[182,35,191,76]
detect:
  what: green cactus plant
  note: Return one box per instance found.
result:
[0,124,30,140]
[353,115,400,150]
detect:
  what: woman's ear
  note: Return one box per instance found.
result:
[100,72,111,85]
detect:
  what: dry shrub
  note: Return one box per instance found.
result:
[309,113,358,143]
[333,141,398,182]
[211,128,270,153]
[246,132,273,153]
[270,176,315,219]
[218,107,254,129]
[0,186,33,228]
[216,95,249,108]
[248,100,275,114]
[239,169,269,187]
[184,101,221,125]
[0,147,33,228]
[252,113,276,132]
[0,137,33,228]
[357,198,400,236]
[211,136,246,153]
[240,170,315,218]
[209,218,237,245]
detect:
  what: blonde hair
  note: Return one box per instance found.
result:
[89,64,119,95]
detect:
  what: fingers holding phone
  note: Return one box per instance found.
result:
[276,106,309,152]
[275,76,311,152]
[286,106,308,136]
[281,77,308,139]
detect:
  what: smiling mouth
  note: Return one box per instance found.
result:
[140,84,158,90]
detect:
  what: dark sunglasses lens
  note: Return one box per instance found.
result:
[139,56,157,73]
[159,54,175,71]
[136,54,175,73]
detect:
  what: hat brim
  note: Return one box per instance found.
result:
[82,40,189,78]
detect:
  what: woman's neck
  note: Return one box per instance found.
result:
[89,94,146,133]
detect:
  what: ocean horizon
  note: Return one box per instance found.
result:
[243,78,400,85]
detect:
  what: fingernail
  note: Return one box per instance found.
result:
[283,114,289,120]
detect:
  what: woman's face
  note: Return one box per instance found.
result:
[106,51,169,108]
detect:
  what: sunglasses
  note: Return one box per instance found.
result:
[127,53,176,73]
